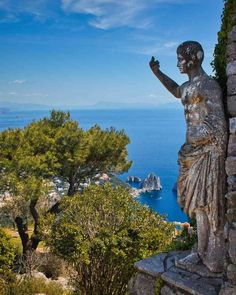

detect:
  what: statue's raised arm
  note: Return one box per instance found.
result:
[149,56,181,98]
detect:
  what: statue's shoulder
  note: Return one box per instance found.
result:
[203,75,222,92]
[180,81,189,91]
[201,76,223,104]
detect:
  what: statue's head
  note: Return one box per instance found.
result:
[176,41,204,74]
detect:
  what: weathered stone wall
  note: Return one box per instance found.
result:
[225,24,236,285]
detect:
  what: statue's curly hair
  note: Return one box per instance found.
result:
[177,41,204,65]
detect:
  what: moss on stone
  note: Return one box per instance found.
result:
[154,276,164,295]
[212,0,236,106]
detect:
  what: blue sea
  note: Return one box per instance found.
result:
[0,109,188,222]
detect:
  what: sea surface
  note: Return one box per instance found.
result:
[0,109,188,222]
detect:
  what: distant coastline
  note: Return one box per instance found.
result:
[0,100,182,112]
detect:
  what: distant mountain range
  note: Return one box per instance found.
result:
[0,101,51,112]
[87,101,182,110]
[0,101,182,112]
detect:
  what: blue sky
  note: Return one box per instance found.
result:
[0,0,224,107]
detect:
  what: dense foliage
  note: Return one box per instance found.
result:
[0,229,16,295]
[170,220,197,251]
[0,229,15,273]
[212,0,236,102]
[0,110,131,253]
[46,184,175,295]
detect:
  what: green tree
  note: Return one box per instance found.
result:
[0,127,52,254]
[53,123,131,196]
[0,111,131,253]
[212,0,236,105]
[45,184,175,295]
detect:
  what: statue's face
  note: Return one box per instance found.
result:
[177,54,188,74]
[177,53,199,74]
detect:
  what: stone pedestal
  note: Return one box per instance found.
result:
[128,251,226,295]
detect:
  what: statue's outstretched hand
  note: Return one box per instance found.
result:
[149,56,160,74]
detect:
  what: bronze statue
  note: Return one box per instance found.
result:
[149,41,227,272]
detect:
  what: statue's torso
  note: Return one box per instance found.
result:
[180,74,226,147]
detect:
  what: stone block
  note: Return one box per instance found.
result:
[160,285,176,295]
[134,253,167,277]
[161,267,222,295]
[227,264,236,283]
[226,191,236,208]
[225,156,236,176]
[175,253,222,278]
[161,285,186,295]
[226,44,236,62]
[129,251,190,295]
[219,285,236,295]
[227,96,236,117]
[227,134,236,156]
[227,61,236,76]
[228,26,236,42]
[227,176,236,191]
[229,229,236,264]
[226,208,236,222]
[229,117,236,134]
[128,272,156,295]
[227,75,236,96]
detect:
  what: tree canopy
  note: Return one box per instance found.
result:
[0,110,131,253]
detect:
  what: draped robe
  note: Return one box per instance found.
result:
[177,77,227,234]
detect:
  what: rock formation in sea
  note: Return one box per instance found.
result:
[126,176,142,183]
[140,173,162,191]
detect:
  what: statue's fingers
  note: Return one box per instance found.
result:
[150,56,155,63]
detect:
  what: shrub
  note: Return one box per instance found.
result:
[0,270,16,295]
[170,220,197,251]
[40,253,69,279]
[46,184,175,295]
[9,277,71,295]
[0,228,15,272]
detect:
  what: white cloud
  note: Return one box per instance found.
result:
[10,79,26,84]
[61,0,194,29]
[0,0,55,22]
[62,0,147,29]
[8,91,18,95]
[0,0,195,26]
[149,94,158,98]
[131,40,179,56]
[164,41,178,48]
[8,91,48,97]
